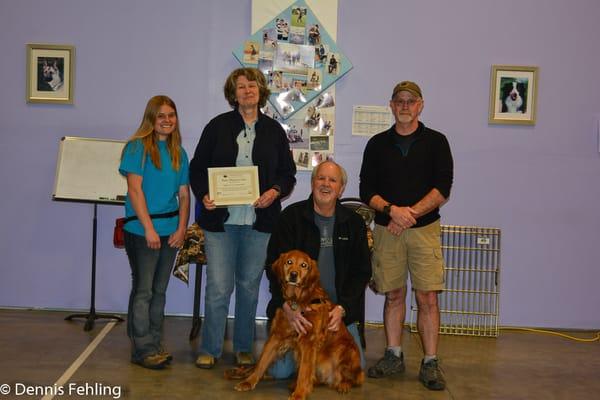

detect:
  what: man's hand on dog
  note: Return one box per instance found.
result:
[283,301,345,334]
[327,306,344,331]
[283,301,313,335]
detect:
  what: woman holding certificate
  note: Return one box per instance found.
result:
[189,67,296,369]
[119,95,190,369]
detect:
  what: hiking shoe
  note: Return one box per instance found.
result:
[235,351,255,366]
[158,349,173,364]
[419,359,446,390]
[195,353,216,369]
[131,353,169,370]
[367,349,405,378]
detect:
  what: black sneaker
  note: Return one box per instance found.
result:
[367,349,405,378]
[419,359,446,390]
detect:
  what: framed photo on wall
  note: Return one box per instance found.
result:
[489,65,538,125]
[26,43,75,104]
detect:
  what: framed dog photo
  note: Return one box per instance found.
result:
[26,43,75,104]
[489,65,538,125]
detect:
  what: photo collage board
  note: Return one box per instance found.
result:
[233,0,352,170]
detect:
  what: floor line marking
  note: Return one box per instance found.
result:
[41,321,117,400]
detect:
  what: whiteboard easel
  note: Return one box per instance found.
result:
[53,136,127,204]
[53,136,125,330]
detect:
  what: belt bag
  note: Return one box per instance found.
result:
[113,210,179,249]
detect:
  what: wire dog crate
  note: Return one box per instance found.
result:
[409,225,501,337]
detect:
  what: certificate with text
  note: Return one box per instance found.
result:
[208,166,260,206]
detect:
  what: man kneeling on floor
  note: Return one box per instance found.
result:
[265,160,372,377]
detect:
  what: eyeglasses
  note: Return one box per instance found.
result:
[392,98,420,107]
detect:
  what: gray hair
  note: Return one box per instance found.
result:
[311,160,347,186]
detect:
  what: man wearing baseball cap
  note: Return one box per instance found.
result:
[359,81,454,390]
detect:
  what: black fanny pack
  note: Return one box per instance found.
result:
[122,209,179,224]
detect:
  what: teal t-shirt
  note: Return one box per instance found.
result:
[118,139,189,236]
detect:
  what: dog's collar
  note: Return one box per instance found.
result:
[287,298,327,314]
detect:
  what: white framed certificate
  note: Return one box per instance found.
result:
[208,166,260,206]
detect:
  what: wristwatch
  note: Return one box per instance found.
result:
[289,300,299,312]
[383,203,392,216]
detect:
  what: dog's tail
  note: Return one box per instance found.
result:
[224,365,256,380]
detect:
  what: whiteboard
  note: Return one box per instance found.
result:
[52,136,127,204]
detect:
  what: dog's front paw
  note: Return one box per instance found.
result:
[224,366,254,380]
[234,381,255,392]
[335,382,352,394]
[288,393,307,400]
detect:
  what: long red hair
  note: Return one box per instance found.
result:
[123,95,183,170]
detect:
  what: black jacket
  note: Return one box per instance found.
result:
[265,196,372,326]
[189,109,296,233]
[359,121,453,227]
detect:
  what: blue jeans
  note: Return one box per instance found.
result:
[200,225,270,357]
[124,231,177,360]
[268,322,366,379]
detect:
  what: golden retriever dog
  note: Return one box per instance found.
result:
[225,250,364,400]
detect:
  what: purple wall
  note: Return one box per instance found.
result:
[1,0,599,329]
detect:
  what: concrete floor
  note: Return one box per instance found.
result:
[0,309,599,399]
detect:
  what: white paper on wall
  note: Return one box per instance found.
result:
[352,105,394,136]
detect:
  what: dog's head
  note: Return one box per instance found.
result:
[272,250,320,299]
[42,60,59,82]
[502,81,524,101]
[501,80,525,112]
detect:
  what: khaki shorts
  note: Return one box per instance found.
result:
[371,219,444,293]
